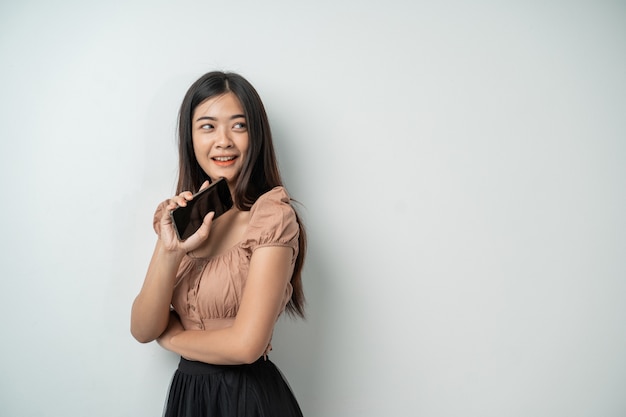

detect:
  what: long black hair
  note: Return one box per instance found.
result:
[175,71,306,318]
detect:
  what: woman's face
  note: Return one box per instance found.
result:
[191,92,249,189]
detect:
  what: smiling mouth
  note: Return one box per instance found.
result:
[212,155,237,166]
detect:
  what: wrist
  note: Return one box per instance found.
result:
[156,241,186,263]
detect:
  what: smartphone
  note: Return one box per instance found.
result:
[170,177,233,240]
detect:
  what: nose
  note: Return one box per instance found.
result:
[215,127,233,148]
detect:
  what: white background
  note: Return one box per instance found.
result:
[1,1,625,416]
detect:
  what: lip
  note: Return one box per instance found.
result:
[211,155,238,166]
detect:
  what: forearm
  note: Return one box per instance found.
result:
[164,325,271,365]
[131,242,185,343]
[158,246,292,365]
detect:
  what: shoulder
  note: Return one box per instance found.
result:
[243,187,300,254]
[251,186,293,215]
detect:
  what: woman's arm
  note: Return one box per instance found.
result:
[157,245,294,364]
[131,185,214,343]
[130,240,185,343]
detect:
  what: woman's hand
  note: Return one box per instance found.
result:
[158,180,215,253]
[131,182,216,344]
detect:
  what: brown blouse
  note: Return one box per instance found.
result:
[153,187,299,331]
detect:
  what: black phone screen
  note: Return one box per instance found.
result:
[170,178,234,240]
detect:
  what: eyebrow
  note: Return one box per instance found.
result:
[195,114,246,122]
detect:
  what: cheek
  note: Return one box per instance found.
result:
[238,135,250,155]
[191,136,207,159]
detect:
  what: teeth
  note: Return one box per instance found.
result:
[214,156,235,162]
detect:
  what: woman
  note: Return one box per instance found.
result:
[131,71,306,417]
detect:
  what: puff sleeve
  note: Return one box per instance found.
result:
[241,187,300,263]
[152,200,169,237]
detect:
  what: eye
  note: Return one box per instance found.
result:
[233,122,247,131]
[199,123,214,130]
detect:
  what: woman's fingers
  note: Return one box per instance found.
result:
[160,187,210,251]
[196,211,215,239]
[175,191,194,207]
[164,189,198,212]
[180,211,214,251]
[198,180,210,191]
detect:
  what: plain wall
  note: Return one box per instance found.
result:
[1,1,625,416]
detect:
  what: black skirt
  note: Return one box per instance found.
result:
[163,357,304,417]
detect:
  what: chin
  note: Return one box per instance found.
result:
[212,174,238,189]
